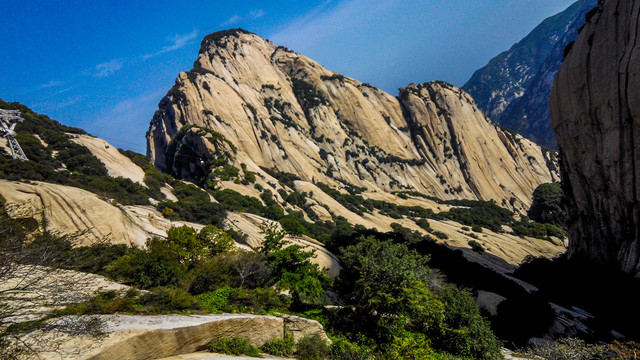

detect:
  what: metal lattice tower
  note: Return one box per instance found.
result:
[0,109,28,161]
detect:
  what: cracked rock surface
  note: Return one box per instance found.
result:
[551,0,640,275]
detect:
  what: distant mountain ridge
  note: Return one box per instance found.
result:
[463,0,597,148]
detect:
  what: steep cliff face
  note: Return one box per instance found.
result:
[551,0,640,275]
[464,0,596,148]
[147,29,558,210]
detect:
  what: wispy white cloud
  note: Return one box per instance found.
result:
[51,86,74,95]
[222,15,242,27]
[34,94,85,112]
[249,9,265,19]
[270,0,397,46]
[142,29,199,60]
[87,89,166,152]
[221,9,265,27]
[40,80,66,88]
[94,59,124,78]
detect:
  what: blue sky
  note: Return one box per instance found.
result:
[0,0,576,153]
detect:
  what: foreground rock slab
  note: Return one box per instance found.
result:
[27,313,327,360]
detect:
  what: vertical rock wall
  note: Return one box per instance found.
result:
[551,0,640,275]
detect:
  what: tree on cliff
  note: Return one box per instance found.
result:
[528,182,566,228]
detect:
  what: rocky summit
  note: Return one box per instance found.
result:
[551,0,640,276]
[147,29,558,212]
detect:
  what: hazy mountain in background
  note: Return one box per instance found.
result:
[463,0,597,148]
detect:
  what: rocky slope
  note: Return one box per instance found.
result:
[550,0,640,276]
[463,0,597,148]
[147,29,558,212]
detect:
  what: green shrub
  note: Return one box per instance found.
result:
[468,240,484,253]
[105,239,187,289]
[208,337,261,357]
[385,335,450,360]
[212,189,269,216]
[158,183,227,226]
[138,287,199,312]
[434,285,502,359]
[433,231,449,239]
[56,290,138,315]
[261,333,294,356]
[512,220,566,240]
[528,182,566,227]
[196,286,289,314]
[70,243,129,275]
[292,78,328,110]
[328,337,376,360]
[119,149,172,199]
[296,333,329,360]
[416,218,432,232]
[196,286,235,313]
[228,287,291,313]
[436,200,514,232]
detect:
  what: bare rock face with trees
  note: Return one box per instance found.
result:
[147,30,559,212]
[551,0,640,275]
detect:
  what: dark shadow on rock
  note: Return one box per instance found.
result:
[514,254,640,342]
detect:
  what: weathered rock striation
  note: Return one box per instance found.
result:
[551,0,640,275]
[27,314,328,360]
[147,29,559,211]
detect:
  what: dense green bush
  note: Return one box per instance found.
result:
[328,337,376,360]
[105,239,188,289]
[259,167,301,189]
[292,78,328,111]
[296,333,329,360]
[260,224,332,307]
[415,218,432,232]
[512,220,566,240]
[196,286,290,314]
[468,240,485,253]
[211,188,271,218]
[528,182,566,227]
[157,183,226,226]
[55,290,138,315]
[435,285,502,359]
[208,337,261,357]
[434,200,512,232]
[336,236,502,359]
[138,287,199,312]
[385,335,452,360]
[196,286,235,312]
[261,333,294,356]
